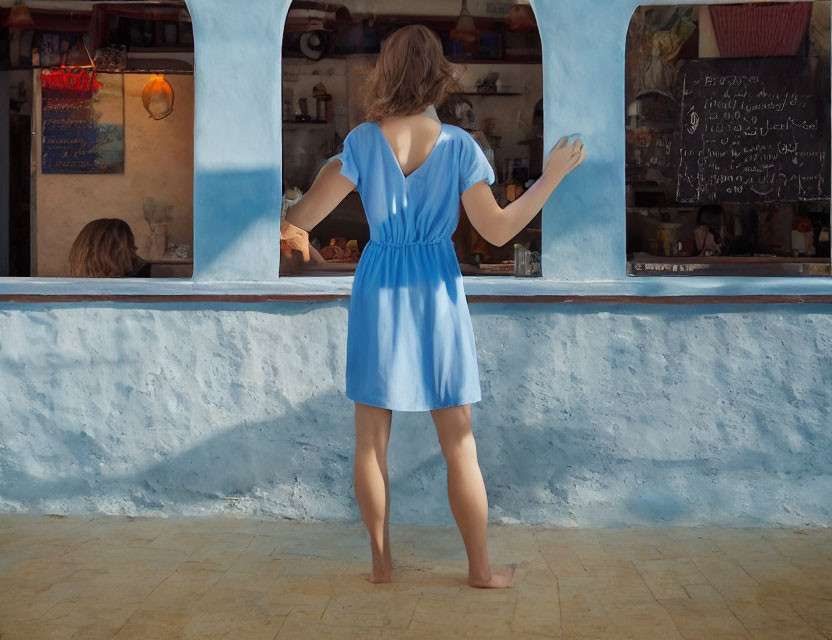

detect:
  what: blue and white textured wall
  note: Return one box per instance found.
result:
[1,302,831,526]
[0,0,830,527]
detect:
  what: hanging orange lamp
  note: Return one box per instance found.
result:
[3,0,36,29]
[142,74,175,120]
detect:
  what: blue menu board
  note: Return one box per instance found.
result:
[41,69,124,174]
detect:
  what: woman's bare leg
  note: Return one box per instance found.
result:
[430,403,515,588]
[353,401,393,583]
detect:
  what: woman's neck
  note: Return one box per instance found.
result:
[380,105,438,124]
[423,104,439,122]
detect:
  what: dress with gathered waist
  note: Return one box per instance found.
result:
[328,120,495,411]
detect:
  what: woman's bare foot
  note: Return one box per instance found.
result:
[367,569,392,583]
[467,563,516,588]
[367,556,393,583]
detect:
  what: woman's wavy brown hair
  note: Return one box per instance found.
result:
[360,24,461,122]
[68,218,138,278]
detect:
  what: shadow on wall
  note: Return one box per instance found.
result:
[0,387,616,525]
[470,301,832,527]
[194,168,282,281]
[0,302,830,526]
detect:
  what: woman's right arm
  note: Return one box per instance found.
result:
[284,159,356,232]
[461,136,586,247]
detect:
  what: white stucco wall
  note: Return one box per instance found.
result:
[1,302,829,526]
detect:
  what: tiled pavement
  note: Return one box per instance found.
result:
[0,514,830,639]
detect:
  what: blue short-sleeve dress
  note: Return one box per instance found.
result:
[328,121,496,411]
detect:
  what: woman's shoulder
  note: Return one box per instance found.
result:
[440,122,467,138]
[343,120,467,151]
[439,123,474,150]
[347,121,374,137]
[341,122,375,149]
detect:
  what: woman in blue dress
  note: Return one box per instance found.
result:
[281,25,586,588]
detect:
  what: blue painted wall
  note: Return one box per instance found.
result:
[0,0,830,526]
[0,302,829,526]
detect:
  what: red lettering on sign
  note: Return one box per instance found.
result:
[41,69,102,93]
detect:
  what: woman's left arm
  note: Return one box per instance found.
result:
[283,159,357,232]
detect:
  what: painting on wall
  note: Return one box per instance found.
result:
[41,69,124,173]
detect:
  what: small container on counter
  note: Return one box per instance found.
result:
[514,243,527,276]
[657,222,681,257]
[513,242,541,277]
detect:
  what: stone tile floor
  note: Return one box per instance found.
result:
[0,514,830,639]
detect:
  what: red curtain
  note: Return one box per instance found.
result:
[709,2,813,57]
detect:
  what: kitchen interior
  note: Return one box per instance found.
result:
[279,0,544,277]
[626,2,832,277]
[1,0,193,278]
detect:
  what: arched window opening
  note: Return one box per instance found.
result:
[626,3,831,277]
[280,1,544,278]
[1,0,194,279]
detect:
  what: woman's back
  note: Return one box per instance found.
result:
[332,114,494,247]
[376,114,443,178]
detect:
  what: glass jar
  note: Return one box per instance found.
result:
[513,243,527,276]
[657,222,681,257]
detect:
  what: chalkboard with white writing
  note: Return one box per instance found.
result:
[676,57,829,203]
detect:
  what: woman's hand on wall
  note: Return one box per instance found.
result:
[543,136,587,179]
